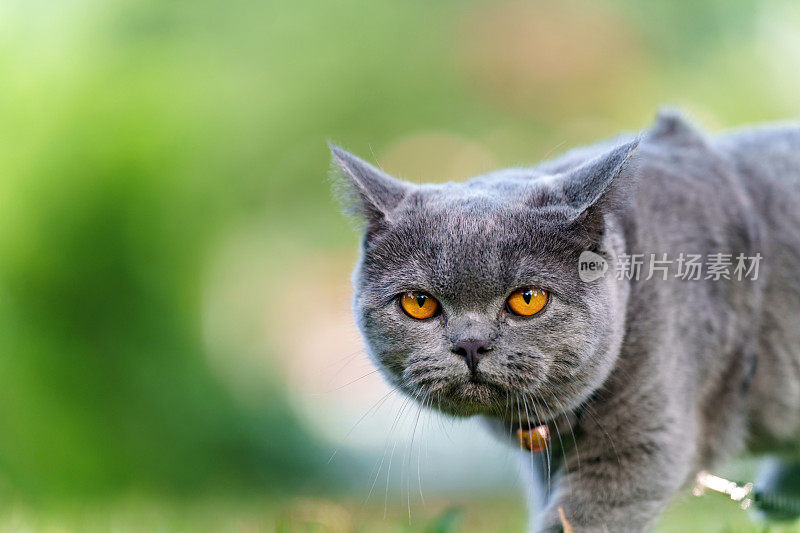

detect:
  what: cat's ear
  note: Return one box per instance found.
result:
[542,139,640,245]
[553,138,640,218]
[329,143,413,226]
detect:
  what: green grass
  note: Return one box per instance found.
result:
[1,491,797,532]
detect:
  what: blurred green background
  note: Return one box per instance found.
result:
[1,0,799,531]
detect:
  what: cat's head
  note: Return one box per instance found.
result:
[330,140,638,424]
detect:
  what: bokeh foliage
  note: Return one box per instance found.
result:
[0,0,798,520]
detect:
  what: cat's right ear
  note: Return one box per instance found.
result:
[328,143,412,228]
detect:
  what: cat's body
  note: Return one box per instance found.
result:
[331,110,800,531]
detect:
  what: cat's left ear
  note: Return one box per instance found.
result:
[539,138,640,246]
[553,138,640,219]
[328,144,413,227]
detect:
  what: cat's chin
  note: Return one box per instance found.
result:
[425,379,510,417]
[454,380,499,402]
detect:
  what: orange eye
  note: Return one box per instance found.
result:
[506,288,548,316]
[400,291,439,320]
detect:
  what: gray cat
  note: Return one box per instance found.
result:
[329,109,800,532]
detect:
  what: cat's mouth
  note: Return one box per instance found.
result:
[432,378,546,420]
[431,378,507,414]
[420,374,566,429]
[443,388,553,452]
[451,379,503,403]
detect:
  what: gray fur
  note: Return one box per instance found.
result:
[330,109,800,531]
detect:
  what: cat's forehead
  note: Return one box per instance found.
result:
[408,178,531,214]
[417,170,547,201]
[364,182,578,302]
[399,182,532,241]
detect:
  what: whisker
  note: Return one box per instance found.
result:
[580,403,623,470]
[365,394,410,505]
[331,368,381,391]
[404,390,427,524]
[325,347,367,374]
[383,396,413,517]
[548,391,583,475]
[541,139,568,161]
[506,390,514,437]
[523,392,551,496]
[532,389,573,500]
[520,393,538,490]
[515,392,525,459]
[330,389,394,465]
[417,392,432,508]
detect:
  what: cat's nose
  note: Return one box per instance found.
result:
[452,338,492,374]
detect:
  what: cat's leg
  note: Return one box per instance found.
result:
[531,391,695,532]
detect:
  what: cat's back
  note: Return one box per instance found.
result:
[714,123,800,217]
[712,122,800,449]
[621,114,800,454]
[710,122,800,303]
[714,122,800,186]
[713,123,800,279]
[624,114,800,258]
